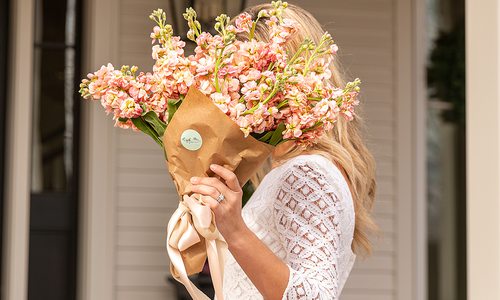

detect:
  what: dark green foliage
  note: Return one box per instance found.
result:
[427,19,465,123]
[242,181,255,207]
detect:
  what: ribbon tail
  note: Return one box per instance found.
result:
[166,205,211,300]
[206,235,228,300]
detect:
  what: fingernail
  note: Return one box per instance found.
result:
[210,164,217,170]
[190,177,198,183]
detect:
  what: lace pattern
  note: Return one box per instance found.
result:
[274,161,342,299]
[218,154,356,300]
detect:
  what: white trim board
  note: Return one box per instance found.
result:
[77,0,120,299]
[466,0,500,298]
[1,0,35,299]
[394,0,427,299]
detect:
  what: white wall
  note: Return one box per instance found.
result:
[80,0,424,299]
[116,1,181,299]
[466,0,500,299]
[1,0,35,299]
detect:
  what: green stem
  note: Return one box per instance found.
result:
[301,121,323,133]
[303,38,327,75]
[287,42,308,66]
[277,99,288,109]
[213,46,226,93]
[238,62,276,104]
[267,61,275,71]
[238,40,315,116]
[242,81,281,116]
[263,84,280,104]
[249,16,262,40]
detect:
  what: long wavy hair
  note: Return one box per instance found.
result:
[235,3,378,255]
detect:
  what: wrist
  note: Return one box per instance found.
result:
[225,222,252,250]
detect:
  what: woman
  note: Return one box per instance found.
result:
[189,3,377,299]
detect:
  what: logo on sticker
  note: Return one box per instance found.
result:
[180,129,203,151]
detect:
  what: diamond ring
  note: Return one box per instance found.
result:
[216,192,225,203]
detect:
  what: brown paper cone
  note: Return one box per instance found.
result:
[163,87,274,197]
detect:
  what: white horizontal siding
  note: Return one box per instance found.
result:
[112,0,402,299]
[114,134,175,298]
[115,1,178,299]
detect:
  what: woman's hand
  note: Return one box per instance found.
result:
[191,164,290,300]
[189,164,248,241]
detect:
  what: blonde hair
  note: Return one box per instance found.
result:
[237,3,377,255]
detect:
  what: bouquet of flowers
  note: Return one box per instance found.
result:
[79,1,360,299]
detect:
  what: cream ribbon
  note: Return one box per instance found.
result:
[167,194,227,300]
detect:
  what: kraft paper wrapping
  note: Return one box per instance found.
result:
[163,87,274,300]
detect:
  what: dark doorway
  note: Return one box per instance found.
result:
[0,0,10,295]
[426,0,466,299]
[28,0,82,299]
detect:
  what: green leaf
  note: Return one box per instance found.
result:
[269,122,286,146]
[118,117,128,123]
[276,100,288,109]
[143,111,167,137]
[258,131,274,143]
[242,181,255,207]
[131,117,164,148]
[167,98,182,123]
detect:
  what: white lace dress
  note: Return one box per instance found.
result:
[218,154,356,300]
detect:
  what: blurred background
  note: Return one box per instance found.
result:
[2,0,498,300]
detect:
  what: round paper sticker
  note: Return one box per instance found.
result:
[180,129,203,151]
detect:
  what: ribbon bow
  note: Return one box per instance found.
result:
[167,194,227,300]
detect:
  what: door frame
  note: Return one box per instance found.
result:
[1,0,35,299]
[0,0,10,291]
[395,0,428,299]
[77,0,119,299]
[466,0,500,298]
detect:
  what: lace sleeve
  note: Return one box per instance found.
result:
[273,159,342,300]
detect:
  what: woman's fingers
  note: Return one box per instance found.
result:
[209,164,241,192]
[189,183,220,200]
[190,176,230,196]
[197,194,219,211]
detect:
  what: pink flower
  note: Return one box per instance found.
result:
[241,81,261,102]
[173,69,195,94]
[269,18,298,45]
[129,84,147,100]
[196,32,209,45]
[150,26,161,43]
[234,12,253,33]
[119,98,142,118]
[197,79,215,95]
[101,90,120,112]
[210,92,231,114]
[265,16,279,28]
[227,78,240,92]
[268,106,282,119]
[330,44,339,54]
[242,79,258,90]
[236,115,253,137]
[114,118,134,130]
[193,56,216,75]
[283,115,303,139]
[239,69,261,83]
